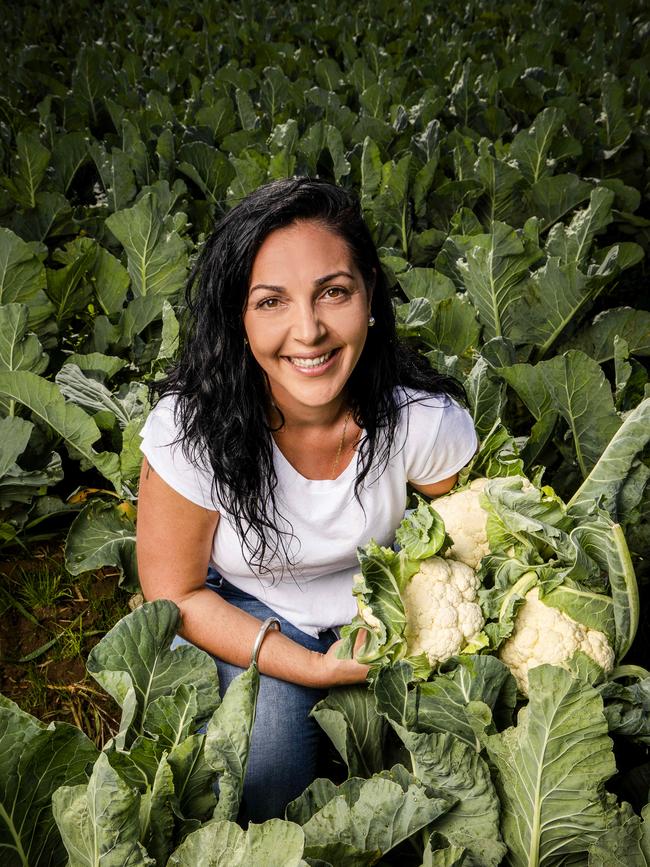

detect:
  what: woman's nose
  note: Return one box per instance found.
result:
[293,302,326,343]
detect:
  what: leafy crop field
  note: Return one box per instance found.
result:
[0,0,649,863]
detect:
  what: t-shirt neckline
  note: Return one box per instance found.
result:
[271,437,360,486]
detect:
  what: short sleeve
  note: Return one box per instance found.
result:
[402,394,478,485]
[139,396,219,510]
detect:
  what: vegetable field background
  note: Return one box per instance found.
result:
[0,0,649,864]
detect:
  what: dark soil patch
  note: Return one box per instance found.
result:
[0,544,133,746]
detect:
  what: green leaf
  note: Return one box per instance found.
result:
[0,370,122,491]
[528,173,593,229]
[473,138,524,226]
[398,269,456,304]
[143,684,199,750]
[51,131,89,194]
[106,193,188,298]
[12,191,73,242]
[562,308,650,363]
[2,129,50,208]
[509,107,565,184]
[466,356,507,438]
[375,657,516,750]
[0,415,33,477]
[311,686,387,778]
[167,734,218,822]
[0,303,48,375]
[568,398,650,521]
[65,499,138,587]
[290,765,454,865]
[389,726,506,866]
[235,88,257,131]
[63,352,127,381]
[0,228,53,331]
[571,518,639,662]
[546,187,614,268]
[91,245,131,316]
[0,702,98,867]
[395,497,446,560]
[87,600,221,745]
[56,364,141,429]
[360,137,382,208]
[420,296,481,357]
[46,241,96,324]
[421,832,468,866]
[52,753,153,867]
[598,73,632,158]
[178,142,235,204]
[88,141,137,213]
[167,818,305,866]
[486,666,619,867]
[457,222,543,340]
[589,807,650,866]
[205,663,260,821]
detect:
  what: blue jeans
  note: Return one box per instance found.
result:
[173,569,338,823]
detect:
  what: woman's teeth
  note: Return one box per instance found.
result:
[290,350,335,369]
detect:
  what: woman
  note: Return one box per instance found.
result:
[136,177,477,822]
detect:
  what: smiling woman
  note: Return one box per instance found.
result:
[136,178,477,822]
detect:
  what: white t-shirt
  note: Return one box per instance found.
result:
[139,389,477,637]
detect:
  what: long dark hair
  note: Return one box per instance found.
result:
[154,177,465,576]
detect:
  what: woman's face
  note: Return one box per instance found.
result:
[243,220,371,419]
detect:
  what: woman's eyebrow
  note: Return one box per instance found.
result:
[314,270,354,285]
[249,270,355,294]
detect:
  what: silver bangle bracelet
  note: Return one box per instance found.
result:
[250,617,281,667]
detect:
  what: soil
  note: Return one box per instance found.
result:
[0,543,133,747]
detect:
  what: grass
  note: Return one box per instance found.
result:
[0,542,133,747]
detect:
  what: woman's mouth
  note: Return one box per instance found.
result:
[285,348,340,373]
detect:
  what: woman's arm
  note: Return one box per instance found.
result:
[136,458,367,689]
[410,472,458,498]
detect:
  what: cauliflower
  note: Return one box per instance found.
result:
[498,587,615,695]
[432,478,491,569]
[402,556,485,665]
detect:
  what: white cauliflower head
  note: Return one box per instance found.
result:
[402,556,485,666]
[432,478,491,569]
[498,587,615,695]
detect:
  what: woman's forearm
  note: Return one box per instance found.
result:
[163,585,364,689]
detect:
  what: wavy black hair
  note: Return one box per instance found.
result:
[154,177,466,576]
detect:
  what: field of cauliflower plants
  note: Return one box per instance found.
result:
[1,0,649,863]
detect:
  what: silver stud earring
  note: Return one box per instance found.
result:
[368,315,376,327]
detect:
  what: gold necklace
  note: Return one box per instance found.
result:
[330,410,352,479]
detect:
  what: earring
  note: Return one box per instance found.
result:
[368,315,375,327]
[244,337,249,346]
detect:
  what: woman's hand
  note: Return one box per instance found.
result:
[316,629,370,688]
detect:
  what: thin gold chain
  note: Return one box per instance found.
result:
[330,410,352,479]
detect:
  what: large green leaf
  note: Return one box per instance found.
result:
[55,364,142,429]
[589,806,650,866]
[562,308,650,363]
[86,600,221,744]
[204,663,260,822]
[52,753,153,867]
[0,701,98,867]
[0,228,53,330]
[568,398,650,520]
[46,242,96,324]
[178,142,235,204]
[501,351,621,478]
[509,108,565,185]
[1,129,50,209]
[105,193,188,298]
[457,221,543,340]
[311,686,387,778]
[528,174,593,229]
[486,665,619,867]
[571,518,639,661]
[473,139,524,225]
[288,765,454,866]
[389,727,506,867]
[65,499,138,587]
[420,296,481,357]
[374,657,516,751]
[545,187,614,268]
[88,141,137,213]
[0,370,122,491]
[167,818,305,866]
[0,303,48,377]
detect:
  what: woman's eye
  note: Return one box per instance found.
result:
[323,286,348,300]
[257,297,280,309]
